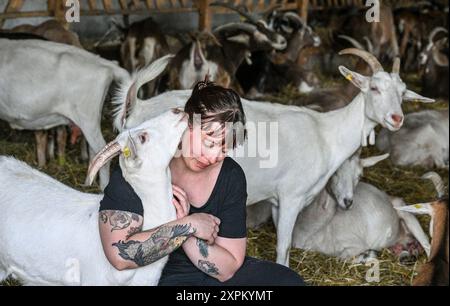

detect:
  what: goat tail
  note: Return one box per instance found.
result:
[112,54,175,131]
[391,196,431,257]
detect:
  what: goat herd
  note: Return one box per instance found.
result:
[0,2,448,286]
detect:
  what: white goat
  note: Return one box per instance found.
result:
[247,152,431,262]
[377,109,449,169]
[0,110,187,285]
[0,38,130,189]
[113,50,434,266]
[292,152,431,262]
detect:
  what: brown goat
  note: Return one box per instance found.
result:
[118,17,170,97]
[397,172,449,286]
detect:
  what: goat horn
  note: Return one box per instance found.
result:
[339,48,384,74]
[127,131,138,160]
[338,35,365,50]
[85,141,121,186]
[283,12,307,28]
[210,2,258,24]
[362,36,374,54]
[213,22,257,35]
[428,27,448,44]
[422,172,446,198]
[202,30,223,47]
[392,57,401,74]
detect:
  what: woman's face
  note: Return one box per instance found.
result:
[179,121,228,172]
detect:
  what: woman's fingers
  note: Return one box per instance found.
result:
[172,199,183,219]
[172,189,187,211]
[172,184,188,198]
[211,216,221,226]
[207,236,215,245]
[172,185,190,216]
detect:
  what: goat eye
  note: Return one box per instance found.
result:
[371,86,379,92]
[139,133,148,144]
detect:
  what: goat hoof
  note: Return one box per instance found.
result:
[354,250,378,264]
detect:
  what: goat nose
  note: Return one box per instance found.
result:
[344,198,353,209]
[391,114,404,126]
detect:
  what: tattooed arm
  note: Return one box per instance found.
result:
[182,236,246,282]
[99,210,220,271]
[99,210,194,270]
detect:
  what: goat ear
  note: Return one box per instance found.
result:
[361,153,390,168]
[403,89,435,103]
[321,192,333,211]
[395,203,433,216]
[226,34,250,46]
[338,66,369,92]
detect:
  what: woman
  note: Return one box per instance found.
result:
[98,81,304,286]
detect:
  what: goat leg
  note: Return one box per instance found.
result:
[35,130,48,168]
[47,129,56,161]
[56,126,68,166]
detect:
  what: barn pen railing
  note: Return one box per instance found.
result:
[0,0,438,30]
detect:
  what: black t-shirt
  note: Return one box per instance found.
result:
[99,157,248,273]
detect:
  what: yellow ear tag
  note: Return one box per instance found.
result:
[123,146,131,158]
[414,204,422,209]
[346,74,353,81]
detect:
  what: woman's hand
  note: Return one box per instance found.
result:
[172,185,221,244]
[186,213,221,245]
[172,184,190,219]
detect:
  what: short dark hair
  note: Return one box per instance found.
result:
[184,80,247,149]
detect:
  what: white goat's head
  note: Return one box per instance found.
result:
[327,151,390,210]
[86,109,187,185]
[339,48,434,131]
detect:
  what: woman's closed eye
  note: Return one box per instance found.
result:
[203,139,220,148]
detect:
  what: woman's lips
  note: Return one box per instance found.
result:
[195,159,209,169]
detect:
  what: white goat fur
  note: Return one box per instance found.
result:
[377,109,449,169]
[0,110,187,285]
[292,154,431,260]
[0,39,130,189]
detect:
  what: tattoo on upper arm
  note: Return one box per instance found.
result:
[198,260,219,276]
[112,224,195,267]
[196,238,209,258]
[99,211,141,232]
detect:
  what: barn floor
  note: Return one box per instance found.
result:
[0,72,448,286]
